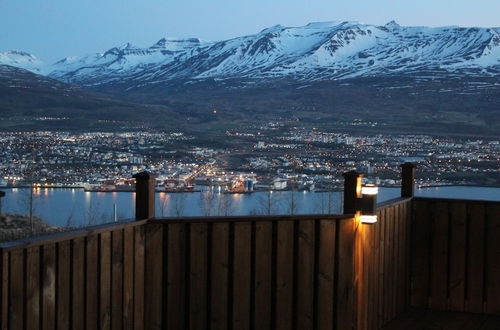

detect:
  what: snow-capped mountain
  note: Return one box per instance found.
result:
[0,51,44,73]
[2,21,500,89]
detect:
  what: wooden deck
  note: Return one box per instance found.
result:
[381,308,500,330]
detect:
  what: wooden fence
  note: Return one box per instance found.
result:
[354,198,413,330]
[0,220,148,330]
[411,197,500,315]
[1,196,499,330]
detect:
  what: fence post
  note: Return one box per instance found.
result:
[343,170,363,214]
[133,171,156,220]
[400,163,416,198]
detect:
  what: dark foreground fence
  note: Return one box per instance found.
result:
[1,166,499,330]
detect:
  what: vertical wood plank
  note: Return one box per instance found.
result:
[86,235,99,330]
[42,243,56,330]
[467,204,485,313]
[233,222,251,330]
[9,249,24,330]
[112,229,124,330]
[1,251,8,330]
[167,223,187,330]
[317,220,336,330]
[134,225,145,330]
[211,223,229,330]
[377,208,385,329]
[254,221,272,330]
[123,227,134,330]
[485,204,500,314]
[275,220,294,330]
[384,206,394,322]
[26,247,40,330]
[448,203,466,312]
[411,199,431,308]
[57,241,71,330]
[100,232,112,330]
[429,202,449,310]
[336,218,355,330]
[72,238,85,330]
[393,204,401,318]
[296,220,315,330]
[189,223,208,330]
[145,224,164,330]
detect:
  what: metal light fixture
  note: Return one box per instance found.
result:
[360,184,378,224]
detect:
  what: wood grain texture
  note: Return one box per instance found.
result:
[429,202,449,310]
[26,247,40,330]
[42,244,56,330]
[9,249,24,330]
[123,227,134,330]
[189,223,208,330]
[100,231,112,330]
[210,223,229,330]
[467,204,485,314]
[72,238,85,330]
[336,218,355,330]
[167,223,187,330]
[57,240,71,330]
[144,224,164,330]
[296,220,315,330]
[275,220,294,330]
[86,235,99,330]
[111,229,124,330]
[448,203,466,312]
[485,204,500,314]
[254,221,272,330]
[232,222,252,330]
[134,225,145,330]
[316,220,336,330]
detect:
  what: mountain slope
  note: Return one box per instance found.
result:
[36,21,500,90]
[0,65,180,130]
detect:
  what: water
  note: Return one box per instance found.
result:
[0,186,498,227]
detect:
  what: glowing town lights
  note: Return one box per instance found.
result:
[360,215,378,224]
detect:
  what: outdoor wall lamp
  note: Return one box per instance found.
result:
[359,184,378,224]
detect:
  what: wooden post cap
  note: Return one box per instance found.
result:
[0,191,5,197]
[400,162,416,169]
[132,171,156,179]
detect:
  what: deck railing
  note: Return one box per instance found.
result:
[1,165,499,330]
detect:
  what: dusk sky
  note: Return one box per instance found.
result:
[1,0,499,63]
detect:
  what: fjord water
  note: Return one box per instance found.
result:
[1,186,499,227]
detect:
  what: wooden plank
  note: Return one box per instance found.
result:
[367,220,377,330]
[275,220,294,330]
[383,208,391,323]
[485,204,500,314]
[134,225,145,330]
[411,199,431,308]
[123,227,134,330]
[145,224,164,330]
[254,221,272,330]
[189,223,208,330]
[355,215,367,330]
[232,222,252,330]
[26,247,40,330]
[42,243,56,330]
[100,231,112,330]
[111,229,124,330]
[394,204,402,317]
[100,232,113,329]
[296,220,315,330]
[57,240,71,330]
[316,219,336,330]
[72,238,85,330]
[86,235,99,330]
[448,202,466,312]
[210,223,229,330]
[167,223,187,330]
[377,208,385,329]
[336,218,355,330]
[1,251,7,330]
[467,204,485,313]
[9,249,24,330]
[429,201,449,310]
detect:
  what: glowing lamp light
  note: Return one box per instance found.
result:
[360,184,378,224]
[361,184,378,195]
[360,215,377,224]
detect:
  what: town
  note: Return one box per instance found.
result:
[0,123,498,192]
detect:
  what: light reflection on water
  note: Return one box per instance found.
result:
[0,186,498,227]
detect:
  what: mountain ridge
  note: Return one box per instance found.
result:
[1,21,499,91]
